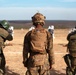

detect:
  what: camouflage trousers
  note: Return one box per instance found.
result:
[25,64,50,75]
[66,67,76,75]
[0,54,6,75]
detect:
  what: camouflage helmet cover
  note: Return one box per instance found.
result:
[32,13,46,23]
[0,20,10,30]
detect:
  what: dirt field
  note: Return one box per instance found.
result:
[3,29,70,75]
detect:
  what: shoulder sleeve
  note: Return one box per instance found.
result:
[23,31,31,62]
[0,28,9,38]
[47,31,55,65]
[47,31,53,51]
[0,28,13,41]
[67,32,73,41]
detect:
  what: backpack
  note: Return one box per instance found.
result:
[30,28,47,53]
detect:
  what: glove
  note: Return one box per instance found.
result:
[23,59,28,67]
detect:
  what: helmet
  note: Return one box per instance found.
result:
[0,20,10,30]
[32,13,46,24]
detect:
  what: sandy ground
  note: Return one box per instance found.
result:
[3,29,70,75]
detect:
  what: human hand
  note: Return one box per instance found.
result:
[23,61,27,67]
[50,65,52,69]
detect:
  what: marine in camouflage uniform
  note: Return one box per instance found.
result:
[64,28,76,75]
[0,20,13,75]
[23,13,55,75]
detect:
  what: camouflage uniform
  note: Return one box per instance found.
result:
[23,13,55,75]
[0,20,13,75]
[65,30,76,75]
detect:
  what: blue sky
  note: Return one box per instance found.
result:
[0,0,76,20]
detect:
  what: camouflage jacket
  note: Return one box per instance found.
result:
[0,28,13,54]
[67,31,76,57]
[23,28,55,65]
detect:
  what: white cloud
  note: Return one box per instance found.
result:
[0,7,76,20]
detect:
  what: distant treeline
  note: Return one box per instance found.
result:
[1,20,76,29]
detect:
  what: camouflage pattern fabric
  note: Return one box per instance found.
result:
[68,34,76,52]
[30,29,47,54]
[32,13,45,23]
[23,28,55,75]
[28,54,47,66]
[67,31,76,57]
[64,54,76,75]
[66,67,76,75]
[0,54,6,75]
[66,67,73,75]
[65,31,76,75]
[0,28,9,39]
[67,31,76,52]
[25,57,50,75]
[0,28,13,75]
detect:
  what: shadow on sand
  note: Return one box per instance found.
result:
[5,66,65,75]
[50,68,66,75]
[5,66,20,75]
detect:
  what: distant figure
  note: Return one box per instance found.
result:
[5,26,14,45]
[23,12,55,75]
[8,26,14,38]
[29,26,35,31]
[48,25,55,39]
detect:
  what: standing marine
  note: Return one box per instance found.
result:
[0,20,13,75]
[23,12,55,75]
[64,27,76,75]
